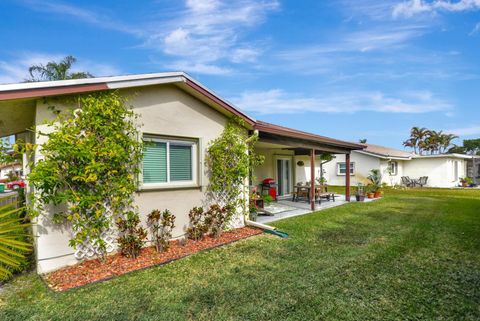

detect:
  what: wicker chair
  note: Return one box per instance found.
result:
[401,176,414,187]
[417,176,428,187]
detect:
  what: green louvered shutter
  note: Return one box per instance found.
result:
[143,142,167,183]
[170,144,192,181]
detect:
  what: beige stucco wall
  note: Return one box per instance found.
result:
[33,85,242,273]
[253,148,295,187]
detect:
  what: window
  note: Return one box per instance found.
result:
[142,136,197,187]
[388,161,398,176]
[453,160,459,181]
[337,162,355,175]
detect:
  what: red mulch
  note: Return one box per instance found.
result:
[44,226,262,291]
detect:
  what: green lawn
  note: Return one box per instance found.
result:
[1,188,479,320]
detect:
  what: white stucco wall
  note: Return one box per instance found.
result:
[323,152,381,186]
[403,157,466,187]
[33,85,243,273]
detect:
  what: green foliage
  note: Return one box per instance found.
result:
[206,117,264,209]
[403,127,458,155]
[27,91,143,254]
[27,55,92,82]
[463,138,480,155]
[460,177,473,185]
[367,169,382,192]
[0,196,31,281]
[186,207,207,241]
[147,209,176,252]
[261,194,274,204]
[116,211,147,259]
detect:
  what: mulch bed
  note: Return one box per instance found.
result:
[44,226,262,292]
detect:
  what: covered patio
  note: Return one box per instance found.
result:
[251,121,364,217]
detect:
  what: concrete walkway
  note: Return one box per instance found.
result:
[257,194,377,224]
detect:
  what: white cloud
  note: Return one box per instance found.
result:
[393,0,480,18]
[0,52,120,84]
[19,0,143,36]
[231,89,452,115]
[168,61,232,75]
[146,0,278,71]
[447,125,480,136]
[470,22,480,35]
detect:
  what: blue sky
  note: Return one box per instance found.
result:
[1,0,479,149]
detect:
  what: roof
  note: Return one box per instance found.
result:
[357,143,476,160]
[0,72,256,126]
[413,153,475,160]
[0,72,363,152]
[356,143,414,160]
[255,121,364,150]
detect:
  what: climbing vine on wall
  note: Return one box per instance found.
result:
[28,92,143,255]
[206,117,264,214]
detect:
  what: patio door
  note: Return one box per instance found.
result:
[276,158,292,196]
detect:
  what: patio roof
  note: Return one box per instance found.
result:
[254,121,364,154]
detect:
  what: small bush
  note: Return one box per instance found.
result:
[116,211,147,259]
[204,204,235,238]
[186,207,207,241]
[147,209,176,252]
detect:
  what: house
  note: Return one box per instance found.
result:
[0,72,363,273]
[0,162,23,181]
[322,143,477,188]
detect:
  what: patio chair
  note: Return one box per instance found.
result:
[315,185,335,204]
[401,176,414,187]
[417,176,428,187]
[293,186,309,202]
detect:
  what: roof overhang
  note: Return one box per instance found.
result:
[255,121,364,154]
[356,150,412,160]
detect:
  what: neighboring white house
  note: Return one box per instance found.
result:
[322,143,475,188]
[0,72,362,273]
[0,162,23,181]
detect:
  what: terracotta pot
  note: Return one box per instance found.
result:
[367,192,375,199]
[374,191,382,198]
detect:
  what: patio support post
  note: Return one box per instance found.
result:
[310,149,316,211]
[345,153,351,201]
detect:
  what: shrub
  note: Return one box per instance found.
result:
[27,92,143,255]
[147,209,176,252]
[0,195,31,281]
[116,211,147,259]
[204,204,235,238]
[186,207,207,241]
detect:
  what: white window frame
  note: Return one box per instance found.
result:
[388,161,398,176]
[337,162,355,176]
[141,135,198,190]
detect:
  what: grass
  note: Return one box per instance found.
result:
[1,188,479,320]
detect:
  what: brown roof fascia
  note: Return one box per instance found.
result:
[255,121,364,150]
[0,83,109,101]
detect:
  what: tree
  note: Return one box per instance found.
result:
[359,139,367,143]
[27,92,143,255]
[463,138,480,155]
[28,55,93,82]
[404,127,458,155]
[439,133,458,153]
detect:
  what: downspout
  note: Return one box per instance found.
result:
[245,219,289,238]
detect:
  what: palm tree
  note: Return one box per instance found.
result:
[439,133,458,154]
[28,55,93,82]
[402,137,417,154]
[410,127,429,154]
[359,139,367,144]
[0,196,31,280]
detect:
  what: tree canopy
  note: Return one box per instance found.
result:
[403,127,458,155]
[28,55,93,82]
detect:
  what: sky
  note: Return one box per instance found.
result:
[0,0,479,149]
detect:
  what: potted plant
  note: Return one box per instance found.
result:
[460,177,473,187]
[366,184,375,199]
[367,169,382,198]
[249,205,258,221]
[355,183,365,202]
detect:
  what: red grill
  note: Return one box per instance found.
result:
[261,178,277,201]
